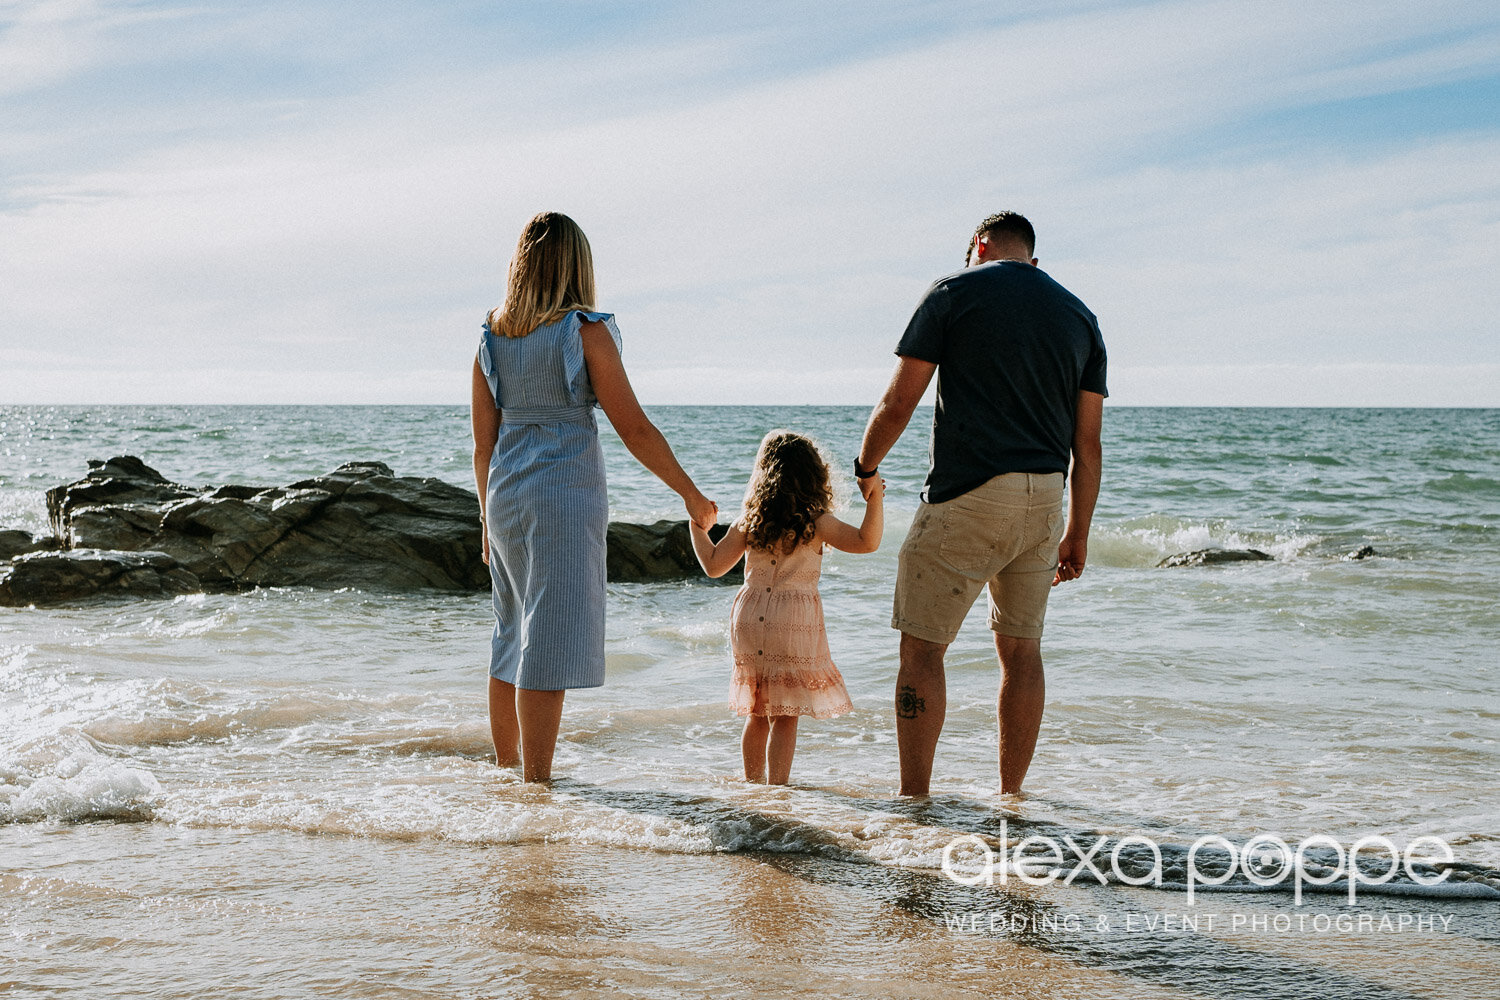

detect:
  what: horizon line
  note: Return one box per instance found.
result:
[3,401,1498,411]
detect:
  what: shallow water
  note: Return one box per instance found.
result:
[2,405,1498,997]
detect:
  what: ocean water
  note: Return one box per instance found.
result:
[2,404,1498,998]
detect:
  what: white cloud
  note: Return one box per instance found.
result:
[0,0,106,95]
[1,2,1497,404]
[0,0,200,96]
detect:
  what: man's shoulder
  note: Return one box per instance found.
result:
[941,262,1087,305]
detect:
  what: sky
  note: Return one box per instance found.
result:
[2,0,1498,407]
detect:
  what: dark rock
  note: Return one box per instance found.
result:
[1158,548,1273,568]
[606,520,741,583]
[45,456,487,593]
[46,456,201,541]
[0,549,201,606]
[28,456,726,604]
[1345,544,1378,561]
[0,529,56,560]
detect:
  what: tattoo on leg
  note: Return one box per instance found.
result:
[896,685,926,719]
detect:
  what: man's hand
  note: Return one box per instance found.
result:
[858,474,884,502]
[1053,531,1086,586]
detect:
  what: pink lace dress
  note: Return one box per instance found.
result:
[728,540,853,719]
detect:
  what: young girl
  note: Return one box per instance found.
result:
[690,430,884,784]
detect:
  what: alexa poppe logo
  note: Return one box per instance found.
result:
[940,823,1456,904]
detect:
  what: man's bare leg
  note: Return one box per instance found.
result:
[995,634,1045,794]
[487,677,520,767]
[896,632,948,795]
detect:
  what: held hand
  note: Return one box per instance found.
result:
[858,474,883,502]
[686,493,718,531]
[1053,531,1086,586]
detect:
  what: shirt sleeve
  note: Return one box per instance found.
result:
[563,310,621,407]
[894,281,950,363]
[477,324,500,406]
[1081,320,1109,398]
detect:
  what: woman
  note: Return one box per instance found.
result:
[471,211,716,782]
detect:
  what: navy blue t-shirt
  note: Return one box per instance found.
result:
[896,260,1108,504]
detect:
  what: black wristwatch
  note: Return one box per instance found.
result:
[854,458,878,480]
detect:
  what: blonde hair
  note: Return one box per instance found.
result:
[488,212,597,338]
[741,431,833,554]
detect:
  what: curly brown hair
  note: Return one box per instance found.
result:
[740,430,833,554]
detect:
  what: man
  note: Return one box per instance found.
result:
[854,211,1106,796]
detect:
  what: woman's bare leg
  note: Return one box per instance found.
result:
[766,716,799,785]
[515,688,566,783]
[742,715,769,782]
[488,678,520,766]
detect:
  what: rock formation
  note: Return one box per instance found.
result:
[0,529,54,560]
[1157,548,1273,568]
[45,457,487,593]
[607,520,740,583]
[0,549,201,606]
[1,457,734,606]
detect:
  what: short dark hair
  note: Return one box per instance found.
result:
[968,211,1035,263]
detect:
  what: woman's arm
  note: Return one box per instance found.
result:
[689,520,748,578]
[471,358,500,564]
[581,319,717,529]
[814,478,885,554]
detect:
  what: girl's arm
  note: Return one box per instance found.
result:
[690,520,748,578]
[581,320,717,529]
[471,359,501,564]
[815,478,885,554]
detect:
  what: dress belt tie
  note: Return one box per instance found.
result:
[500,404,595,425]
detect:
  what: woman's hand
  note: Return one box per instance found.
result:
[481,526,490,566]
[685,492,718,531]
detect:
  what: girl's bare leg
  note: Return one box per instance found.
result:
[488,678,520,766]
[766,715,799,785]
[516,688,566,783]
[742,715,770,782]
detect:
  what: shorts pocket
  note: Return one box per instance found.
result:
[939,503,1011,577]
[1030,508,1065,563]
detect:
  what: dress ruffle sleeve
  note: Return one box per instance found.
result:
[477,322,500,406]
[563,310,621,407]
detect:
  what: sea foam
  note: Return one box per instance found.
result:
[0,748,161,823]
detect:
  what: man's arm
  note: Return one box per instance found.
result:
[856,356,936,499]
[1054,390,1104,586]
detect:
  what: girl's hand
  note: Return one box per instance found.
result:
[686,492,718,531]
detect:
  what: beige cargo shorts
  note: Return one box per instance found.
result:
[892,472,1066,644]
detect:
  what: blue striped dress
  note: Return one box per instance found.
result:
[477,309,622,690]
